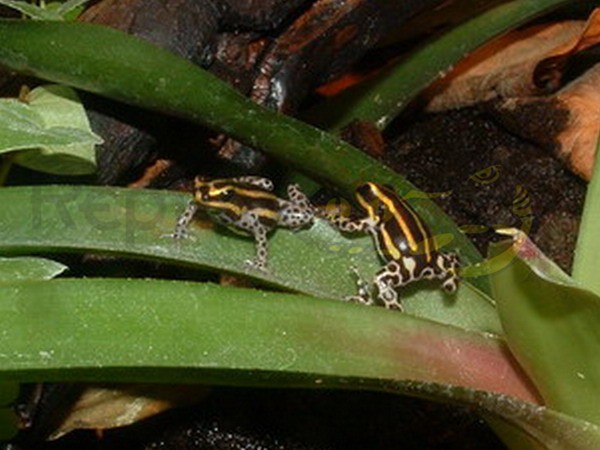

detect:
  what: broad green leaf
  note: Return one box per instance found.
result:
[0,185,499,333]
[0,86,101,175]
[428,384,600,450]
[0,19,488,293]
[0,99,92,149]
[0,277,590,446]
[490,230,600,426]
[14,84,99,175]
[0,256,67,282]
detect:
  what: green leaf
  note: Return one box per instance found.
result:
[1,275,598,447]
[0,256,67,282]
[3,277,597,447]
[434,385,600,450]
[0,19,487,292]
[0,185,500,334]
[0,278,533,400]
[490,230,600,426]
[0,85,101,175]
[14,84,100,175]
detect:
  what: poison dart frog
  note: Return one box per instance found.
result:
[171,176,315,271]
[319,182,460,310]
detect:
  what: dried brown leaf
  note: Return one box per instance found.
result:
[424,8,600,112]
[553,65,600,180]
[50,384,209,440]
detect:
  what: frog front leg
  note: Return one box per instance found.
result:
[344,267,376,307]
[170,200,199,239]
[286,184,312,210]
[248,224,269,271]
[317,205,374,234]
[344,263,404,310]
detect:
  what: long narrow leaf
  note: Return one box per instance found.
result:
[0,278,535,402]
[0,253,67,439]
[6,278,600,448]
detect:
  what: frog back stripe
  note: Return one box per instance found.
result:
[389,193,433,261]
[198,199,280,222]
[205,185,279,202]
[363,183,434,262]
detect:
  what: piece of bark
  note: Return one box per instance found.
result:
[219,0,445,163]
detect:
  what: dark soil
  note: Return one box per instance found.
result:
[385,106,585,272]
[14,388,504,450]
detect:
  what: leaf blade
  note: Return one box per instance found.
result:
[0,278,533,402]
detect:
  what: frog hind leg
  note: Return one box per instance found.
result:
[436,252,460,293]
[373,261,405,311]
[286,184,312,209]
[409,252,460,294]
[231,176,274,191]
[250,225,269,271]
[233,211,271,271]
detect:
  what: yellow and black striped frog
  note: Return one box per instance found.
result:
[171,176,315,271]
[319,182,460,311]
